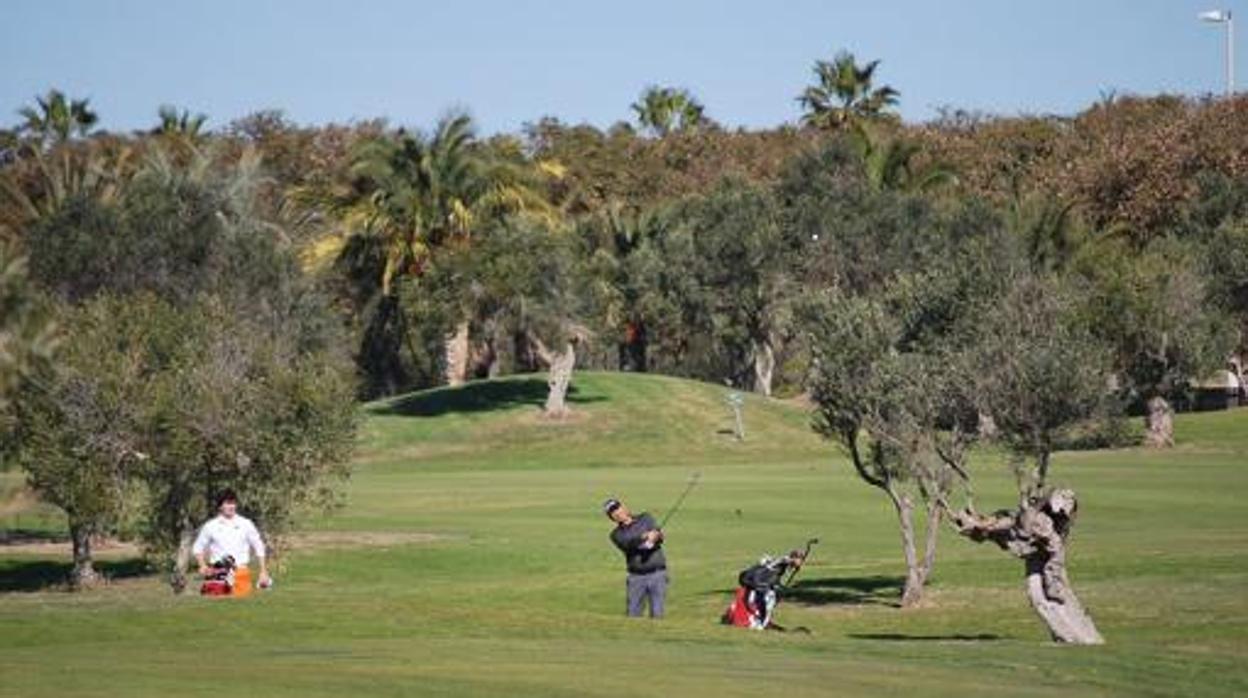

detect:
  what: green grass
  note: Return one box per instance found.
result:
[1,372,1246,697]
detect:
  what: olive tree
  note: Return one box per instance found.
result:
[10,151,358,590]
[1077,239,1234,447]
[948,275,1112,644]
[5,296,156,586]
[431,220,590,417]
[802,289,954,607]
[139,298,356,590]
[678,179,801,395]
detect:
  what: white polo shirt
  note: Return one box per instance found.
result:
[192,514,266,567]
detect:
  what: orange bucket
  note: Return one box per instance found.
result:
[232,566,252,597]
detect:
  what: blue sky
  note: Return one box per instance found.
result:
[1,1,1240,135]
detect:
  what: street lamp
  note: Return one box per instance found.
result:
[1200,9,1235,96]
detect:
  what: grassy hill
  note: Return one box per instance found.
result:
[1,371,1246,697]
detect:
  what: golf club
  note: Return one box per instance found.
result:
[657,471,701,530]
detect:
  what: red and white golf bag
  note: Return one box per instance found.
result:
[721,552,802,630]
[199,556,236,596]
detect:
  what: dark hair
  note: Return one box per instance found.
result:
[602,498,622,517]
[216,489,239,508]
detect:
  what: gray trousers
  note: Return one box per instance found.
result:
[626,569,668,618]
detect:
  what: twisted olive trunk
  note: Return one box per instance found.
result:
[69,521,100,589]
[444,321,471,387]
[170,529,195,594]
[543,342,576,418]
[752,339,775,397]
[949,489,1103,644]
[1144,395,1174,449]
[530,333,578,419]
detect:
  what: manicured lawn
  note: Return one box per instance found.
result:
[1,372,1245,697]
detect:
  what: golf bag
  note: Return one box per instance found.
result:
[721,552,803,630]
[200,555,236,596]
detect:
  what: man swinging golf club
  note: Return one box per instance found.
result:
[603,497,668,618]
[193,489,272,597]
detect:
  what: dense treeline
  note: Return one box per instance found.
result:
[1,53,1246,602]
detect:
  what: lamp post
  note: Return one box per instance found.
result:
[1200,9,1235,96]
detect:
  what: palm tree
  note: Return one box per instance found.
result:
[296,113,563,389]
[1005,188,1084,272]
[631,86,708,137]
[798,51,899,131]
[17,89,99,146]
[0,136,135,243]
[154,105,208,139]
[849,122,955,193]
[0,245,58,414]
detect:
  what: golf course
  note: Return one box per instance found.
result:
[1,371,1245,697]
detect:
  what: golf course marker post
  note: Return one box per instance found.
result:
[726,391,745,441]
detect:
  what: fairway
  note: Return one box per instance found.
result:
[1,372,1246,697]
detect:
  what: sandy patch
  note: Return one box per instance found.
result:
[0,530,447,557]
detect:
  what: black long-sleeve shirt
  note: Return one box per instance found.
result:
[609,513,667,574]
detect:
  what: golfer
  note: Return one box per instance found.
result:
[603,497,667,618]
[192,489,271,597]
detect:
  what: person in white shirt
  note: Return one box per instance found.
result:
[192,489,272,597]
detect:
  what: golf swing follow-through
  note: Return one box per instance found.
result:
[603,472,701,619]
[604,472,820,628]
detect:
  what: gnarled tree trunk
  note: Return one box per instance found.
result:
[170,529,195,594]
[949,489,1104,644]
[543,342,576,418]
[530,332,580,419]
[752,340,775,398]
[69,521,100,589]
[977,411,998,440]
[1144,395,1174,448]
[444,321,471,387]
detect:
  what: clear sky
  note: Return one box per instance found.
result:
[1,1,1240,136]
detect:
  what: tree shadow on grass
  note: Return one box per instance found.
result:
[367,378,604,418]
[0,558,151,592]
[0,529,68,546]
[849,633,1003,642]
[783,575,905,607]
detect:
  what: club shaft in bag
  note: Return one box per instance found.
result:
[784,537,819,587]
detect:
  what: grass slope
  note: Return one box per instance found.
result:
[1,371,1246,697]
